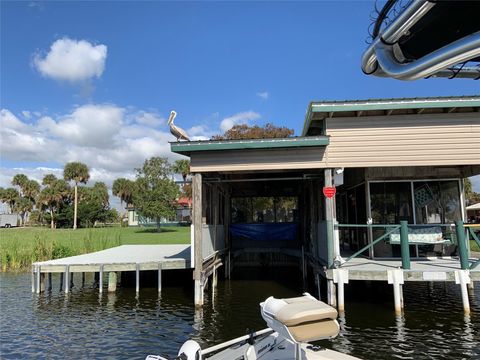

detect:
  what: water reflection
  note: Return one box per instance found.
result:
[0,273,479,360]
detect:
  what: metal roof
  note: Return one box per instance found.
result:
[302,95,480,136]
[171,136,329,156]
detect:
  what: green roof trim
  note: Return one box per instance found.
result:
[171,136,329,155]
[302,96,480,136]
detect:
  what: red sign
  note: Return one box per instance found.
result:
[323,186,336,198]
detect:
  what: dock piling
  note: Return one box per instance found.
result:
[108,272,117,292]
[327,279,337,307]
[333,269,349,313]
[455,270,471,314]
[388,269,405,315]
[35,266,41,294]
[48,273,52,291]
[31,267,35,293]
[135,263,140,293]
[99,265,104,293]
[64,265,70,294]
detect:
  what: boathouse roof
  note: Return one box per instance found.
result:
[303,95,480,136]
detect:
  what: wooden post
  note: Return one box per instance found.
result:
[193,173,204,306]
[324,169,334,268]
[400,221,411,270]
[82,272,86,287]
[60,273,64,291]
[48,273,52,291]
[158,263,162,293]
[135,263,140,293]
[99,265,104,293]
[64,266,70,294]
[107,272,117,292]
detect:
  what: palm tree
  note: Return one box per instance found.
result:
[1,188,19,213]
[14,197,33,226]
[172,159,190,198]
[12,174,28,196]
[112,178,135,208]
[172,159,190,184]
[38,178,70,229]
[63,162,90,229]
[42,174,57,187]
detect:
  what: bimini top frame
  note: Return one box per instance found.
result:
[361,0,480,80]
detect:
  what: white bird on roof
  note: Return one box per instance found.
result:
[168,110,190,141]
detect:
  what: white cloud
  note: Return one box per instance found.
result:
[220,111,261,132]
[33,37,107,82]
[256,91,269,100]
[39,104,124,148]
[21,111,31,119]
[133,111,165,127]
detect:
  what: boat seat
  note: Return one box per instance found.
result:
[261,294,340,343]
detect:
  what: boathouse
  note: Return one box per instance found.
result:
[171,96,480,310]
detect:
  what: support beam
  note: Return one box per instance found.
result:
[388,269,404,315]
[48,273,52,292]
[135,263,140,293]
[82,272,85,287]
[99,265,104,293]
[324,169,335,268]
[64,265,70,294]
[455,270,471,314]
[193,173,204,306]
[400,221,411,270]
[333,269,349,313]
[31,267,35,293]
[36,266,41,294]
[108,272,117,292]
[327,279,337,307]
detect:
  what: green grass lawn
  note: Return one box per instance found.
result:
[471,240,480,252]
[0,226,190,271]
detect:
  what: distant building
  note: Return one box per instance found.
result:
[126,198,192,227]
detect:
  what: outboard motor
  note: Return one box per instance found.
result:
[146,340,201,360]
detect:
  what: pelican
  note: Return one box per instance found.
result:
[168,110,190,141]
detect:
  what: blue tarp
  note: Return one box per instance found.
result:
[230,223,298,241]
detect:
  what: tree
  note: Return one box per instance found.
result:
[465,178,480,204]
[12,174,29,196]
[63,162,90,230]
[42,174,58,186]
[37,178,70,229]
[1,188,19,213]
[211,123,294,140]
[172,159,190,183]
[133,157,179,232]
[14,197,33,226]
[112,178,135,207]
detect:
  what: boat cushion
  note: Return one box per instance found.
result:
[287,319,340,343]
[275,297,338,327]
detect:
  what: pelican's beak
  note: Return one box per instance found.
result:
[168,110,177,125]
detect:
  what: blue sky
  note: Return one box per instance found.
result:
[1,1,479,206]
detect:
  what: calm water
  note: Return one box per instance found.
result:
[0,272,479,359]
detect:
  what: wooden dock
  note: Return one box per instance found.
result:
[32,244,191,294]
[324,256,479,315]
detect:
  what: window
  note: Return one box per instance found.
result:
[231,197,298,224]
[414,181,461,224]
